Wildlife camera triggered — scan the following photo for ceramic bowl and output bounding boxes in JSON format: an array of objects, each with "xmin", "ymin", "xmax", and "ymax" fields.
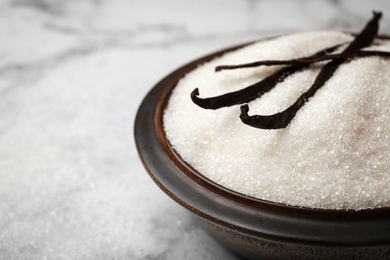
[{"xmin": 134, "ymin": 43, "xmax": 390, "ymax": 260}]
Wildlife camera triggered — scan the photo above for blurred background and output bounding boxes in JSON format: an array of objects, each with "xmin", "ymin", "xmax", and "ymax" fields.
[{"xmin": 1, "ymin": 0, "xmax": 390, "ymax": 259}]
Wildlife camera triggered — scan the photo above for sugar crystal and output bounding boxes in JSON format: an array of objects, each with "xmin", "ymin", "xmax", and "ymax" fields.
[{"xmin": 163, "ymin": 32, "xmax": 390, "ymax": 210}]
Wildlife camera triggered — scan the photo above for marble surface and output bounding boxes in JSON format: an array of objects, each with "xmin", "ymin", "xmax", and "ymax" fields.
[{"xmin": 1, "ymin": 1, "xmax": 390, "ymax": 259}]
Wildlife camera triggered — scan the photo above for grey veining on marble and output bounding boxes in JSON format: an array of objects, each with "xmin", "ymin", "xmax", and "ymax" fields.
[{"xmin": 1, "ymin": 1, "xmax": 390, "ymax": 259}]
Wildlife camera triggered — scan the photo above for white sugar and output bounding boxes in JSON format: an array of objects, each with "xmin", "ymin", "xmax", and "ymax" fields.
[{"xmin": 163, "ymin": 31, "xmax": 390, "ymax": 210}]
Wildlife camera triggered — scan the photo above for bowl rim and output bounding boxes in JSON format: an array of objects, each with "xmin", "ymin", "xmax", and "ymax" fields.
[{"xmin": 134, "ymin": 37, "xmax": 390, "ymax": 246}]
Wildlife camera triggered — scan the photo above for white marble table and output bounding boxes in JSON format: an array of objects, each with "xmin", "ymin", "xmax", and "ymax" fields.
[{"xmin": 1, "ymin": 1, "xmax": 389, "ymax": 259}]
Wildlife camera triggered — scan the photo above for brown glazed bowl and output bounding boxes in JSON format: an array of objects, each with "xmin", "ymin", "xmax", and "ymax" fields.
[{"xmin": 134, "ymin": 43, "xmax": 390, "ymax": 260}]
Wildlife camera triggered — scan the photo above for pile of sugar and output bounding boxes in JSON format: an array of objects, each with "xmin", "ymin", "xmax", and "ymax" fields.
[{"xmin": 163, "ymin": 31, "xmax": 390, "ymax": 210}]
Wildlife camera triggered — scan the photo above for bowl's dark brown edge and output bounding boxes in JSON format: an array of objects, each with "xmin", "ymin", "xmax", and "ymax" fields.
[{"xmin": 134, "ymin": 35, "xmax": 390, "ymax": 246}]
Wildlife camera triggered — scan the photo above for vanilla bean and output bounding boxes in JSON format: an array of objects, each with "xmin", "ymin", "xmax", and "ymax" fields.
[
  {"xmin": 215, "ymin": 43, "xmax": 344, "ymax": 72},
  {"xmin": 215, "ymin": 56, "xmax": 328, "ymax": 71},
  {"xmin": 240, "ymin": 11, "xmax": 382, "ymax": 129},
  {"xmin": 240, "ymin": 60, "xmax": 342, "ymax": 129},
  {"xmin": 355, "ymin": 50, "xmax": 390, "ymax": 58},
  {"xmin": 216, "ymin": 48, "xmax": 390, "ymax": 72},
  {"xmin": 191, "ymin": 43, "xmax": 346, "ymax": 109},
  {"xmin": 191, "ymin": 65, "xmax": 304, "ymax": 109},
  {"xmin": 190, "ymin": 12, "xmax": 389, "ymax": 130},
  {"xmin": 343, "ymin": 11, "xmax": 381, "ymax": 54}
]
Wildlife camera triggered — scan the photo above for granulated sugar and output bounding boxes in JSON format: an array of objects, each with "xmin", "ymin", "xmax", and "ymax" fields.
[{"xmin": 163, "ymin": 31, "xmax": 390, "ymax": 210}]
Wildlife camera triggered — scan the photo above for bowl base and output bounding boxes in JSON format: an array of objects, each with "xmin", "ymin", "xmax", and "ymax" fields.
[{"xmin": 195, "ymin": 215, "xmax": 390, "ymax": 260}]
